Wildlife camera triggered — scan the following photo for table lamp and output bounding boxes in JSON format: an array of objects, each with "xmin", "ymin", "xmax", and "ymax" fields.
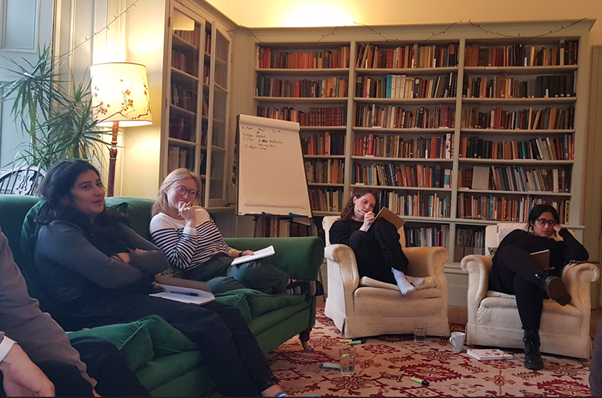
[{"xmin": 90, "ymin": 62, "xmax": 152, "ymax": 196}]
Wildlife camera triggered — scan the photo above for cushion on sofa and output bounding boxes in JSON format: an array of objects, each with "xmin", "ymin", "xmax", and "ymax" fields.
[
  {"xmin": 67, "ymin": 320, "xmax": 154, "ymax": 371},
  {"xmin": 105, "ymin": 197, "xmax": 155, "ymax": 240}
]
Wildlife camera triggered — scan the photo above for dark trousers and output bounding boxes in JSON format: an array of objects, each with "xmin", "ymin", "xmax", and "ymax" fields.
[
  {"xmin": 56, "ymin": 295, "xmax": 278, "ymax": 397},
  {"xmin": 185, "ymin": 254, "xmax": 290, "ymax": 295},
  {"xmin": 488, "ymin": 245, "xmax": 553, "ymax": 330},
  {"xmin": 348, "ymin": 218, "xmax": 409, "ymax": 284},
  {"xmin": 0, "ymin": 336, "xmax": 149, "ymax": 397}
]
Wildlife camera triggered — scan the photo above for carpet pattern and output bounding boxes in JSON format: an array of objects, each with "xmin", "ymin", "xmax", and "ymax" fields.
[{"xmin": 266, "ymin": 309, "xmax": 591, "ymax": 397}]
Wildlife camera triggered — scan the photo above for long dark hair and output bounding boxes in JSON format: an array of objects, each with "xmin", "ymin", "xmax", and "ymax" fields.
[
  {"xmin": 35, "ymin": 159, "xmax": 129, "ymax": 256},
  {"xmin": 527, "ymin": 203, "xmax": 560, "ymax": 231},
  {"xmin": 339, "ymin": 188, "xmax": 379, "ymax": 221}
]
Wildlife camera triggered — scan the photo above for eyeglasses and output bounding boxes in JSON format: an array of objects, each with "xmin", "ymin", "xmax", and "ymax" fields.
[
  {"xmin": 174, "ymin": 185, "xmax": 199, "ymax": 198},
  {"xmin": 535, "ymin": 218, "xmax": 557, "ymax": 226}
]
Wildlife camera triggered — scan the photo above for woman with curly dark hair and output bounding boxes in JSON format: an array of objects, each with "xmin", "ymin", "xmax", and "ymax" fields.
[{"xmin": 329, "ymin": 188, "xmax": 422, "ymax": 295}]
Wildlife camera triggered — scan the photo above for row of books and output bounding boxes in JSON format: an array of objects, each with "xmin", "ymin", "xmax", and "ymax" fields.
[
  {"xmin": 356, "ymin": 73, "xmax": 457, "ymax": 99},
  {"xmin": 171, "ymin": 83, "xmax": 198, "ymax": 112},
  {"xmin": 459, "ymin": 165, "xmax": 570, "ymax": 193},
  {"xmin": 256, "ymin": 46, "xmax": 351, "ymax": 69},
  {"xmin": 167, "ymin": 146, "xmax": 192, "ymax": 173},
  {"xmin": 453, "ymin": 227, "xmax": 485, "ymax": 262},
  {"xmin": 460, "ymin": 106, "xmax": 575, "ymax": 130},
  {"xmin": 304, "ymin": 159, "xmax": 345, "ymax": 184},
  {"xmin": 301, "ymin": 132, "xmax": 345, "ymax": 156},
  {"xmin": 356, "ymin": 42, "xmax": 459, "ymax": 69},
  {"xmin": 374, "ymin": 191, "xmax": 452, "ymax": 218},
  {"xmin": 462, "ymin": 73, "xmax": 576, "ymax": 99},
  {"xmin": 457, "ymin": 193, "xmax": 570, "ymax": 224},
  {"xmin": 458, "ymin": 134, "xmax": 574, "ymax": 161},
  {"xmin": 256, "ymin": 106, "xmax": 346, "ymax": 126},
  {"xmin": 353, "ymin": 133, "xmax": 453, "ymax": 159},
  {"xmin": 492, "ymin": 166, "xmax": 570, "ymax": 193},
  {"xmin": 309, "ymin": 187, "xmax": 344, "ymax": 213},
  {"xmin": 169, "ymin": 117, "xmax": 195, "ymax": 142},
  {"xmin": 404, "ymin": 225, "xmax": 450, "ymax": 249},
  {"xmin": 253, "ymin": 215, "xmax": 317, "ymax": 238},
  {"xmin": 171, "ymin": 48, "xmax": 199, "ymax": 77},
  {"xmin": 351, "ymin": 162, "xmax": 452, "ymax": 189},
  {"xmin": 355, "ymin": 104, "xmax": 455, "ymax": 129},
  {"xmin": 255, "ymin": 76, "xmax": 348, "ymax": 98},
  {"xmin": 464, "ymin": 40, "xmax": 579, "ymax": 67},
  {"xmin": 174, "ymin": 25, "xmax": 201, "ymax": 48}
]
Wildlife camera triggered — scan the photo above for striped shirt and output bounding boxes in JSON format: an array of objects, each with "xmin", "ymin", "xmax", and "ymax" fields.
[{"xmin": 150, "ymin": 210, "xmax": 231, "ymax": 271}]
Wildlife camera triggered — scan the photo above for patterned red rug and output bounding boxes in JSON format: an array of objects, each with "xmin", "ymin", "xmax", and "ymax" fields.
[{"xmin": 266, "ymin": 309, "xmax": 591, "ymax": 397}]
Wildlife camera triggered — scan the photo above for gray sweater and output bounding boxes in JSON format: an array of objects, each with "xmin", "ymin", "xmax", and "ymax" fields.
[{"xmin": 0, "ymin": 227, "xmax": 93, "ymax": 385}]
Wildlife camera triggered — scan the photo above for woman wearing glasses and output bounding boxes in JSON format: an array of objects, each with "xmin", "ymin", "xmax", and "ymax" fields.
[
  {"xmin": 150, "ymin": 168, "xmax": 323, "ymax": 296},
  {"xmin": 489, "ymin": 203, "xmax": 588, "ymax": 370}
]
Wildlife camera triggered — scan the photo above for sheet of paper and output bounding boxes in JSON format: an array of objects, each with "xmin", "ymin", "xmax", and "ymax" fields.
[{"xmin": 231, "ymin": 245, "xmax": 276, "ymax": 266}]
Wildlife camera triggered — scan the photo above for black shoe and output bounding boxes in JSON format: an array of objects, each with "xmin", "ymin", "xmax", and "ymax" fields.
[
  {"xmin": 523, "ymin": 330, "xmax": 544, "ymax": 370},
  {"xmin": 284, "ymin": 280, "xmax": 324, "ymax": 296},
  {"xmin": 533, "ymin": 273, "xmax": 571, "ymax": 306}
]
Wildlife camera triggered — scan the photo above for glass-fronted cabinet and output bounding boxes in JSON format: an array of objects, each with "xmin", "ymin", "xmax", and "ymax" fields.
[{"xmin": 161, "ymin": 3, "xmax": 231, "ymax": 208}]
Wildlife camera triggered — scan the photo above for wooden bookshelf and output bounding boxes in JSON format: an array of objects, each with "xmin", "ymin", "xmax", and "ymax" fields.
[{"xmin": 242, "ymin": 20, "xmax": 594, "ymax": 261}]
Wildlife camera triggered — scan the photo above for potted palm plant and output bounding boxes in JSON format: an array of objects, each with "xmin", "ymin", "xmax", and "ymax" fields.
[{"xmin": 0, "ymin": 46, "xmax": 112, "ymax": 171}]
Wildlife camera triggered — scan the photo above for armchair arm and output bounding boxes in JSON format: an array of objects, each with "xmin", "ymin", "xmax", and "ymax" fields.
[
  {"xmin": 562, "ymin": 262, "xmax": 600, "ymax": 310},
  {"xmin": 324, "ymin": 244, "xmax": 360, "ymax": 315},
  {"xmin": 461, "ymin": 255, "xmax": 493, "ymax": 321},
  {"xmin": 224, "ymin": 237, "xmax": 324, "ymax": 280},
  {"xmin": 404, "ymin": 246, "xmax": 449, "ymax": 289}
]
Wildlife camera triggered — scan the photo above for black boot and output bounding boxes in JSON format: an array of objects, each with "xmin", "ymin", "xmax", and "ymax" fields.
[
  {"xmin": 523, "ymin": 329, "xmax": 544, "ymax": 370},
  {"xmin": 532, "ymin": 272, "xmax": 571, "ymax": 306}
]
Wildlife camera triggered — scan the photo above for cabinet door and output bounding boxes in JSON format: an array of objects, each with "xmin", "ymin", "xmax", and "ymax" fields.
[
  {"xmin": 207, "ymin": 24, "xmax": 231, "ymax": 207},
  {"xmin": 165, "ymin": 7, "xmax": 207, "ymax": 204}
]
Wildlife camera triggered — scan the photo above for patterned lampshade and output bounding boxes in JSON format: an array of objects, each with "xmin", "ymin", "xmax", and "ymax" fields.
[{"xmin": 90, "ymin": 62, "xmax": 153, "ymax": 127}]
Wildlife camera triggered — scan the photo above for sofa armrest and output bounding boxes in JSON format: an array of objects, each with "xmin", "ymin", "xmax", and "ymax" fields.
[
  {"xmin": 461, "ymin": 254, "xmax": 493, "ymax": 321},
  {"xmin": 324, "ymin": 243, "xmax": 360, "ymax": 315},
  {"xmin": 404, "ymin": 246, "xmax": 449, "ymax": 289},
  {"xmin": 562, "ymin": 262, "xmax": 600, "ymax": 310},
  {"xmin": 224, "ymin": 237, "xmax": 324, "ymax": 280}
]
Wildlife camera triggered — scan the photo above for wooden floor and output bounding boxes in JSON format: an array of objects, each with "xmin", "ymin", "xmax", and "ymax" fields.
[{"xmin": 316, "ymin": 296, "xmax": 602, "ymax": 340}]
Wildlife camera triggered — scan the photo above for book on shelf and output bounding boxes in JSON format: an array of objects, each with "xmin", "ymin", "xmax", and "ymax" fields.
[
  {"xmin": 471, "ymin": 166, "xmax": 490, "ymax": 190},
  {"xmin": 151, "ymin": 275, "xmax": 215, "ymax": 305}
]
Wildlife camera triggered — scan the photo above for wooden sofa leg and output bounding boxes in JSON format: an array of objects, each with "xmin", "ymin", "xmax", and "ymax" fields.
[{"xmin": 299, "ymin": 327, "xmax": 314, "ymax": 352}]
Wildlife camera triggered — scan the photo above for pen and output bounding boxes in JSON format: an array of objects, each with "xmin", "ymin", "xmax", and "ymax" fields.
[
  {"xmin": 349, "ymin": 340, "xmax": 362, "ymax": 345},
  {"xmin": 339, "ymin": 339, "xmax": 352, "ymax": 342},
  {"xmin": 411, "ymin": 377, "xmax": 429, "ymax": 386}
]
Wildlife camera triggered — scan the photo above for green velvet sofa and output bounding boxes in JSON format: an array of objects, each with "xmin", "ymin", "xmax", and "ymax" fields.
[{"xmin": 0, "ymin": 194, "xmax": 324, "ymax": 396}]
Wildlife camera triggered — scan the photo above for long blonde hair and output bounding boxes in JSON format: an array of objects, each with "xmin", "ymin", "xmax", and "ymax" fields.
[{"xmin": 151, "ymin": 168, "xmax": 202, "ymax": 217}]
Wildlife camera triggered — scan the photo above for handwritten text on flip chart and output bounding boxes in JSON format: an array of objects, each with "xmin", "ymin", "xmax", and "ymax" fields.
[{"xmin": 240, "ymin": 125, "xmax": 284, "ymax": 151}]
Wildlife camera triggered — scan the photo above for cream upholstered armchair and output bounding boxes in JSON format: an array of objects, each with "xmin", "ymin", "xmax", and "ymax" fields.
[
  {"xmin": 461, "ymin": 223, "xmax": 600, "ymax": 359},
  {"xmin": 322, "ymin": 216, "xmax": 450, "ymax": 339}
]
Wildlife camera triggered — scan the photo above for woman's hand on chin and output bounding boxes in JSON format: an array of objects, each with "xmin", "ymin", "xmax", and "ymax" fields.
[{"xmin": 178, "ymin": 201, "xmax": 196, "ymax": 223}]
